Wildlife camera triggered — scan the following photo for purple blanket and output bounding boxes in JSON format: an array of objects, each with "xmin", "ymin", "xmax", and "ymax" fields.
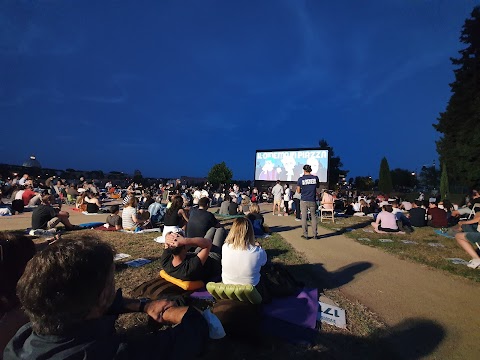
[
  {"xmin": 191, "ymin": 288, "xmax": 319, "ymax": 343},
  {"xmin": 262, "ymin": 288, "xmax": 318, "ymax": 330}
]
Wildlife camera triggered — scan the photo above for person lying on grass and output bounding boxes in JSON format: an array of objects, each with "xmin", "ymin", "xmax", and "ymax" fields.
[
  {"xmin": 371, "ymin": 204, "xmax": 405, "ymax": 234},
  {"xmin": 454, "ymin": 211, "xmax": 480, "ymax": 269},
  {"xmin": 160, "ymin": 228, "xmax": 222, "ymax": 282}
]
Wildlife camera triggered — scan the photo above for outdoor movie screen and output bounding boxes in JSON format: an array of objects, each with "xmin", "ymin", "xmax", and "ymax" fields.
[{"xmin": 255, "ymin": 149, "xmax": 329, "ymax": 183}]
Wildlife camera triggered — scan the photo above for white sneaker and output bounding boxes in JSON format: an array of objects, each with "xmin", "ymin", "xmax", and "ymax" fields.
[
  {"xmin": 278, "ymin": 214, "xmax": 283, "ymax": 217},
  {"xmin": 467, "ymin": 259, "xmax": 480, "ymax": 269},
  {"xmin": 295, "ymin": 218, "xmax": 301, "ymax": 221}
]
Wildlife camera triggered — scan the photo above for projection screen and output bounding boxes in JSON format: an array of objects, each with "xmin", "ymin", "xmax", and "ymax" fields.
[{"xmin": 255, "ymin": 149, "xmax": 329, "ymax": 182}]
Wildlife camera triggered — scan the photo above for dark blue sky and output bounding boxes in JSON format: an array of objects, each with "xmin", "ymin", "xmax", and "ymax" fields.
[{"xmin": 1, "ymin": 0, "xmax": 477, "ymax": 180}]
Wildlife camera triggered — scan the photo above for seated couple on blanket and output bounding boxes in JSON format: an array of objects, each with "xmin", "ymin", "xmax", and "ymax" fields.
[{"xmin": 161, "ymin": 216, "xmax": 269, "ymax": 302}]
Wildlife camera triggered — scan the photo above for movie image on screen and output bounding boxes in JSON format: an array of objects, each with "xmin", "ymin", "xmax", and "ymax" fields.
[{"xmin": 255, "ymin": 149, "xmax": 329, "ymax": 182}]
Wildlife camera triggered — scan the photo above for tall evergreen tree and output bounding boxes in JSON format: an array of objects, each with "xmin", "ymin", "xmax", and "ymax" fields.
[
  {"xmin": 434, "ymin": 6, "xmax": 480, "ymax": 187},
  {"xmin": 378, "ymin": 157, "xmax": 393, "ymax": 194},
  {"xmin": 318, "ymin": 139, "xmax": 348, "ymax": 189},
  {"xmin": 440, "ymin": 163, "xmax": 450, "ymax": 199}
]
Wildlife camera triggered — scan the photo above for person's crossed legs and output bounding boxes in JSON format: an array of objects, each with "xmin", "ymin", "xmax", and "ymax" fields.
[{"xmin": 455, "ymin": 232, "xmax": 480, "ymax": 268}]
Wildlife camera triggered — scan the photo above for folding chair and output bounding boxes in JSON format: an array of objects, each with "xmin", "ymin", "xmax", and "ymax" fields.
[
  {"xmin": 320, "ymin": 203, "xmax": 335, "ymax": 223},
  {"xmin": 467, "ymin": 203, "xmax": 480, "ymax": 219}
]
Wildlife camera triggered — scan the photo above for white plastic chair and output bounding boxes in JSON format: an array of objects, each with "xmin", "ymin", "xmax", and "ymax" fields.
[
  {"xmin": 320, "ymin": 203, "xmax": 335, "ymax": 223},
  {"xmin": 467, "ymin": 203, "xmax": 480, "ymax": 219}
]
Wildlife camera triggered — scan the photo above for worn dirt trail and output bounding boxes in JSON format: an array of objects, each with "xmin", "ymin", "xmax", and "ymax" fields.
[{"xmin": 261, "ymin": 204, "xmax": 480, "ymax": 359}]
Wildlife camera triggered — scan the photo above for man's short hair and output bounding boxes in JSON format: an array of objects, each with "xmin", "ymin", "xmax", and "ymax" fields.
[
  {"xmin": 41, "ymin": 194, "xmax": 53, "ymax": 204},
  {"xmin": 110, "ymin": 204, "xmax": 119, "ymax": 214},
  {"xmin": 198, "ymin": 197, "xmax": 209, "ymax": 208},
  {"xmin": 303, "ymin": 164, "xmax": 312, "ymax": 172},
  {"xmin": 17, "ymin": 236, "xmax": 114, "ymax": 335},
  {"xmin": 414, "ymin": 200, "xmax": 423, "ymax": 207}
]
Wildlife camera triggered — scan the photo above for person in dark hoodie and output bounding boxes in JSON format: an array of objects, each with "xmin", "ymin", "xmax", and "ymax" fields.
[{"xmin": 3, "ymin": 235, "xmax": 208, "ymax": 360}]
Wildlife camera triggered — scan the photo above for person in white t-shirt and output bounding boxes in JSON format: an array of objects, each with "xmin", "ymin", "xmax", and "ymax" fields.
[
  {"xmin": 400, "ymin": 201, "xmax": 412, "ymax": 211},
  {"xmin": 192, "ymin": 187, "xmax": 202, "ymax": 205},
  {"xmin": 221, "ymin": 217, "xmax": 267, "ymax": 288},
  {"xmin": 271, "ymin": 180, "xmax": 284, "ymax": 216}
]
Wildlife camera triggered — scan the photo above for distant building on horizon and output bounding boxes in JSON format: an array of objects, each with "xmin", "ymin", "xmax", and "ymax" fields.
[
  {"xmin": 22, "ymin": 155, "xmax": 41, "ymax": 168},
  {"xmin": 180, "ymin": 175, "xmax": 207, "ymax": 186}
]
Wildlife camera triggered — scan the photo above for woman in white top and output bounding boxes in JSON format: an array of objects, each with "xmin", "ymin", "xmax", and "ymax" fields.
[{"xmin": 221, "ymin": 217, "xmax": 267, "ymax": 287}]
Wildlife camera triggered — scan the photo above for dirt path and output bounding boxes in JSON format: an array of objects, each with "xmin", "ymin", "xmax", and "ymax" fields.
[
  {"xmin": 0, "ymin": 205, "xmax": 114, "ymax": 231},
  {"xmin": 261, "ymin": 205, "xmax": 480, "ymax": 359}
]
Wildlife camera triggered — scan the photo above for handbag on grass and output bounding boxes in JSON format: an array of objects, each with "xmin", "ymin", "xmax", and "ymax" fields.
[{"xmin": 261, "ymin": 263, "xmax": 304, "ymax": 297}]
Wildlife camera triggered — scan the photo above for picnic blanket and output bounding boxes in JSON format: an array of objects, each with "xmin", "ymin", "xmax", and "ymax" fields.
[
  {"xmin": 434, "ymin": 229, "xmax": 455, "ymax": 239},
  {"xmin": 215, "ymin": 214, "xmax": 245, "ymax": 220},
  {"xmin": 79, "ymin": 222, "xmax": 106, "ymax": 228},
  {"xmin": 121, "ymin": 228, "xmax": 161, "ymax": 234},
  {"xmin": 191, "ymin": 287, "xmax": 318, "ymax": 344},
  {"xmin": 26, "ymin": 228, "xmax": 57, "ymax": 237},
  {"xmin": 94, "ymin": 224, "xmax": 118, "ymax": 231},
  {"xmin": 82, "ymin": 211, "xmax": 108, "ymax": 215}
]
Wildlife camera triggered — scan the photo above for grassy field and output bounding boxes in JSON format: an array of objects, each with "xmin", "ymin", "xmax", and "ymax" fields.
[
  {"xmin": 14, "ymin": 220, "xmax": 400, "ymax": 359},
  {"xmin": 317, "ymin": 215, "xmax": 480, "ymax": 283}
]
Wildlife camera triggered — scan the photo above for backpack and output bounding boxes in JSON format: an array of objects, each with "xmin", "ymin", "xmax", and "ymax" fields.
[
  {"xmin": 252, "ymin": 219, "xmax": 264, "ymax": 236},
  {"xmin": 261, "ymin": 263, "xmax": 304, "ymax": 297},
  {"xmin": 11, "ymin": 199, "xmax": 24, "ymax": 214}
]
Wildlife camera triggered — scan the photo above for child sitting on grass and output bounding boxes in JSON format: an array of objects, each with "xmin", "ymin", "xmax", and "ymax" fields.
[{"xmin": 105, "ymin": 205, "xmax": 122, "ymax": 230}]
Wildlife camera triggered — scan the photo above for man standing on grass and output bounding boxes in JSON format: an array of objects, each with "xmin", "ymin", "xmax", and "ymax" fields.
[{"xmin": 296, "ymin": 164, "xmax": 320, "ymax": 240}]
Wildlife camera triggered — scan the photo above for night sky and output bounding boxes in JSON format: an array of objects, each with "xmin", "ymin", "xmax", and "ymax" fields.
[{"xmin": 1, "ymin": 0, "xmax": 477, "ymax": 180}]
